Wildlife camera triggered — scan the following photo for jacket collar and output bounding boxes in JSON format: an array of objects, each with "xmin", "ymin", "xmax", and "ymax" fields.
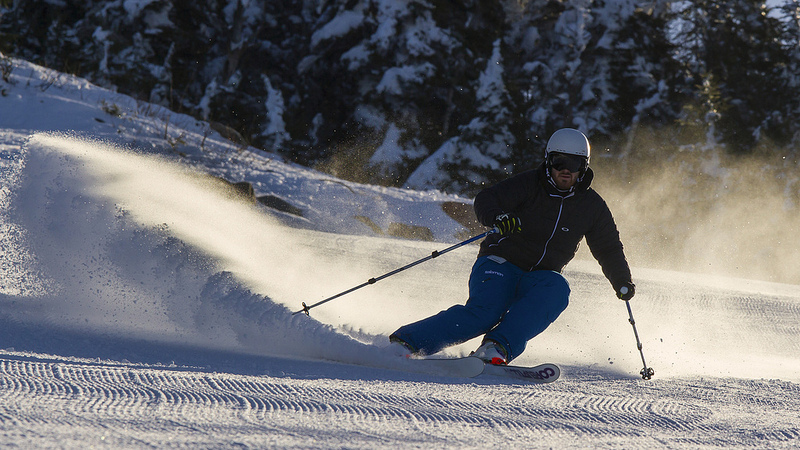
[{"xmin": 540, "ymin": 162, "xmax": 594, "ymax": 195}]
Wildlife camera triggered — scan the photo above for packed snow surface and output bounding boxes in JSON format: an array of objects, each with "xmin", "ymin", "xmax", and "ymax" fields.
[{"xmin": 1, "ymin": 57, "xmax": 799, "ymax": 448}]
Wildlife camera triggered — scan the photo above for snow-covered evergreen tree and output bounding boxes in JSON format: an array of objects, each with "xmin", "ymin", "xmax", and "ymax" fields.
[
  {"xmin": 672, "ymin": 0, "xmax": 796, "ymax": 153},
  {"xmin": 505, "ymin": 0, "xmax": 685, "ymax": 161},
  {"xmin": 602, "ymin": 1, "xmax": 681, "ymax": 133},
  {"xmin": 0, "ymin": 1, "xmax": 92, "ymax": 78},
  {"xmin": 261, "ymin": 74, "xmax": 290, "ymax": 149},
  {"xmin": 304, "ymin": 0, "xmax": 503, "ymax": 185},
  {"xmin": 405, "ymin": 39, "xmax": 515, "ymax": 195},
  {"xmin": 778, "ymin": 0, "xmax": 800, "ymax": 148}
]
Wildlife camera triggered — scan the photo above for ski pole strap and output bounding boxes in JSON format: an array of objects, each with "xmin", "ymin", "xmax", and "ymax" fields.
[{"xmin": 293, "ymin": 229, "xmax": 495, "ymax": 316}]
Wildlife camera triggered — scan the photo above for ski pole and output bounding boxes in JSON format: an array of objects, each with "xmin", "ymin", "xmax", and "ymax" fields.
[
  {"xmin": 293, "ymin": 229, "xmax": 495, "ymax": 316},
  {"xmin": 625, "ymin": 300, "xmax": 655, "ymax": 380}
]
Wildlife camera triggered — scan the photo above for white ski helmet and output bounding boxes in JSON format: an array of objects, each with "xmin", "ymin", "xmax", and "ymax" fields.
[{"xmin": 545, "ymin": 128, "xmax": 591, "ymax": 161}]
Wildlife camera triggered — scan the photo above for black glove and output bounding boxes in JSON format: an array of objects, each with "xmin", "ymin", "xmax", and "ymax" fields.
[
  {"xmin": 493, "ymin": 213, "xmax": 522, "ymax": 236},
  {"xmin": 616, "ymin": 282, "xmax": 636, "ymax": 301}
]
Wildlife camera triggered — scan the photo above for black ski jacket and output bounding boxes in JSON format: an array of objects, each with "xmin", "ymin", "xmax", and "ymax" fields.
[{"xmin": 474, "ymin": 163, "xmax": 632, "ymax": 291}]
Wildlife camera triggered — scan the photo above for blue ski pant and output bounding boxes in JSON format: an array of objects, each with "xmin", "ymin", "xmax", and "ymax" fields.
[{"xmin": 392, "ymin": 256, "xmax": 570, "ymax": 361}]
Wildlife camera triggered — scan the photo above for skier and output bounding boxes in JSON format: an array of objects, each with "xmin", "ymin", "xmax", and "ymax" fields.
[{"xmin": 389, "ymin": 128, "xmax": 635, "ymax": 365}]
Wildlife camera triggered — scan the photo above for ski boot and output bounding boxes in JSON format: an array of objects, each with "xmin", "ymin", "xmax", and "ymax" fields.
[
  {"xmin": 388, "ymin": 335, "xmax": 417, "ymax": 358},
  {"xmin": 471, "ymin": 340, "xmax": 508, "ymax": 365}
]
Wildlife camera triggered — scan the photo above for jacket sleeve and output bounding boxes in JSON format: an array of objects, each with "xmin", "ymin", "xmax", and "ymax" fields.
[
  {"xmin": 585, "ymin": 197, "xmax": 633, "ymax": 290},
  {"xmin": 473, "ymin": 170, "xmax": 538, "ymax": 226}
]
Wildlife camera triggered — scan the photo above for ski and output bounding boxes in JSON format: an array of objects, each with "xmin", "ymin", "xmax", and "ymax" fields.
[
  {"xmin": 480, "ymin": 362, "xmax": 560, "ymax": 384},
  {"xmin": 406, "ymin": 356, "xmax": 486, "ymax": 378},
  {"xmin": 402, "ymin": 357, "xmax": 560, "ymax": 383}
]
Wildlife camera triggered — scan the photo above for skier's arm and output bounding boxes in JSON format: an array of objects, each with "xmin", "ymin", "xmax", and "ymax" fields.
[
  {"xmin": 474, "ymin": 170, "xmax": 537, "ymax": 226},
  {"xmin": 585, "ymin": 200, "xmax": 633, "ymax": 294}
]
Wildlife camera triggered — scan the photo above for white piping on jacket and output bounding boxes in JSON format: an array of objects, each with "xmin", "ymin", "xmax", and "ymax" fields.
[{"xmin": 532, "ymin": 192, "xmax": 574, "ymax": 270}]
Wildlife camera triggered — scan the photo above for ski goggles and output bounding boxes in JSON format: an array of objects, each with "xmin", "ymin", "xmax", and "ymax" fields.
[{"xmin": 548, "ymin": 152, "xmax": 588, "ymax": 173}]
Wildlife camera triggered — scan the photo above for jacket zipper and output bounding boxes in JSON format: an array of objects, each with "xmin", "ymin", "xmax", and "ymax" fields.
[{"xmin": 532, "ymin": 193, "xmax": 573, "ymax": 270}]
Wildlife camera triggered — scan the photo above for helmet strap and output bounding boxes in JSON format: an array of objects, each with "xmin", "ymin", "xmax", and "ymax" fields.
[{"xmin": 545, "ymin": 167, "xmax": 576, "ymax": 194}]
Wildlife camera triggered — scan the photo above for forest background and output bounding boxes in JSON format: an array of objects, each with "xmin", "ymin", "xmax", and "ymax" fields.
[{"xmin": 1, "ymin": 0, "xmax": 798, "ymax": 193}]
